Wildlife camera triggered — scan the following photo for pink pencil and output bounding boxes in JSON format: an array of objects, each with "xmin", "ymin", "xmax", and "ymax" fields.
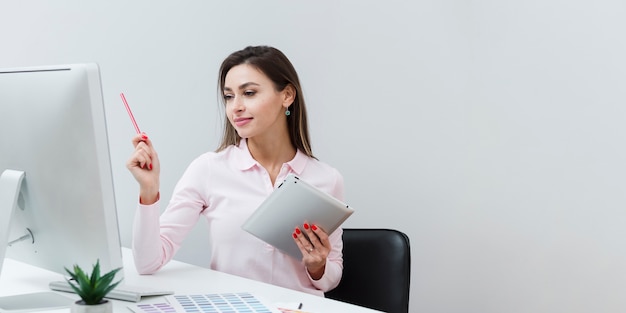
[{"xmin": 120, "ymin": 93, "xmax": 141, "ymax": 134}]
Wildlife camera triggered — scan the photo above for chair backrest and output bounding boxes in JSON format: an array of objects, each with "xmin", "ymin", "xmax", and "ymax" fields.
[{"xmin": 325, "ymin": 228, "xmax": 411, "ymax": 313}]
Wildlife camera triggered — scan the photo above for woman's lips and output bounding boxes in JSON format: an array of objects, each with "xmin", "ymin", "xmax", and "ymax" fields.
[{"xmin": 234, "ymin": 117, "xmax": 252, "ymax": 127}]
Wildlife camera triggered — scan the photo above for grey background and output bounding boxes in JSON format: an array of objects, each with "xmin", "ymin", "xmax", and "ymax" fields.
[{"xmin": 2, "ymin": 1, "xmax": 626, "ymax": 312}]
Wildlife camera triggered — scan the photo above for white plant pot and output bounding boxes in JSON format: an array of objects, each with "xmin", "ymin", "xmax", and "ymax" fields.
[{"xmin": 70, "ymin": 300, "xmax": 113, "ymax": 313}]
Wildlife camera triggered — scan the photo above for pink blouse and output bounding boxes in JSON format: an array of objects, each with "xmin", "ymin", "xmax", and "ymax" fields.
[{"xmin": 132, "ymin": 139, "xmax": 345, "ymax": 296}]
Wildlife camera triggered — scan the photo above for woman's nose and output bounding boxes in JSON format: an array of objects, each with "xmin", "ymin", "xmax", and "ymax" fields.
[{"xmin": 231, "ymin": 96, "xmax": 244, "ymax": 112}]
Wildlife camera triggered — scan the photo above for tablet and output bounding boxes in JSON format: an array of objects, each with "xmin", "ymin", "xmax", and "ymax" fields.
[{"xmin": 242, "ymin": 174, "xmax": 354, "ymax": 260}]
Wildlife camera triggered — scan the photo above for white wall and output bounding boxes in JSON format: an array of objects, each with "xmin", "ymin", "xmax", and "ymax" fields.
[{"xmin": 2, "ymin": 1, "xmax": 626, "ymax": 312}]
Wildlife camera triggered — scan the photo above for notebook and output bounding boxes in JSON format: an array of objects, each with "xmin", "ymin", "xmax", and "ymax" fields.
[{"xmin": 242, "ymin": 174, "xmax": 354, "ymax": 260}]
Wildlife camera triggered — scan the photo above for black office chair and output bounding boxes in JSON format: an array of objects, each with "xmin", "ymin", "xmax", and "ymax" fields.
[{"xmin": 325, "ymin": 228, "xmax": 411, "ymax": 313}]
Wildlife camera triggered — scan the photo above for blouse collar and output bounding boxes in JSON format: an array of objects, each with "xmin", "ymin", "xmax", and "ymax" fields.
[{"xmin": 233, "ymin": 139, "xmax": 308, "ymax": 175}]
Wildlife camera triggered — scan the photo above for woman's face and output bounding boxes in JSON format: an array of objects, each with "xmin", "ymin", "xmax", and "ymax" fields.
[{"xmin": 223, "ymin": 64, "xmax": 292, "ymax": 139}]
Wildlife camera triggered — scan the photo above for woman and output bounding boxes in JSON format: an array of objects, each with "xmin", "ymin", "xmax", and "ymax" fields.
[{"xmin": 127, "ymin": 45, "xmax": 345, "ymax": 296}]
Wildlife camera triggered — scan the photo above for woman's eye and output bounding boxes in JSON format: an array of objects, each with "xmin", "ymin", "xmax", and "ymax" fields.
[
  {"xmin": 244, "ymin": 90, "xmax": 256, "ymax": 97},
  {"xmin": 223, "ymin": 94, "xmax": 234, "ymax": 101}
]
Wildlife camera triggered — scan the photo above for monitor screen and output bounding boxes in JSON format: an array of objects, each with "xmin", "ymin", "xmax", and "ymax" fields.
[{"xmin": 0, "ymin": 64, "xmax": 123, "ymax": 307}]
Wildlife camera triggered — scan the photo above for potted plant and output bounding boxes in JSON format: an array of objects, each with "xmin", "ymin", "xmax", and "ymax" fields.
[{"xmin": 64, "ymin": 260, "xmax": 122, "ymax": 313}]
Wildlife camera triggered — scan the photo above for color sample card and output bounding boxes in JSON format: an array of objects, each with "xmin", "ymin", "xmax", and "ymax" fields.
[
  {"xmin": 128, "ymin": 292, "xmax": 280, "ymax": 313},
  {"xmin": 131, "ymin": 302, "xmax": 177, "ymax": 313}
]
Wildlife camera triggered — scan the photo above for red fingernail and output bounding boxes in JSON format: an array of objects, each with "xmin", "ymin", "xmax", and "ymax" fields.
[
  {"xmin": 312, "ymin": 224, "xmax": 318, "ymax": 231},
  {"xmin": 303, "ymin": 223, "xmax": 309, "ymax": 230},
  {"xmin": 149, "ymin": 164, "xmax": 153, "ymax": 170},
  {"xmin": 295, "ymin": 228, "xmax": 301, "ymax": 235},
  {"xmin": 292, "ymin": 232, "xmax": 297, "ymax": 239},
  {"xmin": 141, "ymin": 133, "xmax": 148, "ymax": 140}
]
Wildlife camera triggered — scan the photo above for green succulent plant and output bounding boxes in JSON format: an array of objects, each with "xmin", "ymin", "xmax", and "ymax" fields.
[{"xmin": 64, "ymin": 259, "xmax": 122, "ymax": 305}]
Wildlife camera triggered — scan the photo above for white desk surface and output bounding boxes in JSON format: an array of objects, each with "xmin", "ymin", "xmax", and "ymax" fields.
[{"xmin": 0, "ymin": 248, "xmax": 381, "ymax": 313}]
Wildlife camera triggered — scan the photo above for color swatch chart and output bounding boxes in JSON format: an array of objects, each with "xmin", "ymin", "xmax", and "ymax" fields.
[{"xmin": 128, "ymin": 292, "xmax": 280, "ymax": 313}]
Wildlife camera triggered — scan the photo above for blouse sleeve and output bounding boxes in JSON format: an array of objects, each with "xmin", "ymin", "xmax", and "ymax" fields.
[{"xmin": 132, "ymin": 157, "xmax": 209, "ymax": 274}]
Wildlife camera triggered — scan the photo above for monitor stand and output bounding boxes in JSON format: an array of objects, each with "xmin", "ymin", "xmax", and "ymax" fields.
[
  {"xmin": 0, "ymin": 170, "xmax": 24, "ymax": 275},
  {"xmin": 0, "ymin": 170, "xmax": 74, "ymax": 312},
  {"xmin": 0, "ymin": 292, "xmax": 74, "ymax": 312}
]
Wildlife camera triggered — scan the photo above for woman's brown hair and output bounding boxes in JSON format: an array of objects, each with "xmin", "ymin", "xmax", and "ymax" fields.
[{"xmin": 216, "ymin": 46, "xmax": 314, "ymax": 158}]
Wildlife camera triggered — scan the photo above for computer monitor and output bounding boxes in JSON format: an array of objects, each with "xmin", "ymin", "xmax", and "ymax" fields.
[{"xmin": 0, "ymin": 63, "xmax": 123, "ymax": 310}]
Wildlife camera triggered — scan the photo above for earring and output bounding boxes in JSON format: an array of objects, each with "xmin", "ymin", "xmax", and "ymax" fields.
[{"xmin": 285, "ymin": 108, "xmax": 291, "ymax": 116}]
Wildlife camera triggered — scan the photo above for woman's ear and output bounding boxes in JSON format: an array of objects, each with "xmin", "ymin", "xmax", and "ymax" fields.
[{"xmin": 282, "ymin": 84, "xmax": 296, "ymax": 108}]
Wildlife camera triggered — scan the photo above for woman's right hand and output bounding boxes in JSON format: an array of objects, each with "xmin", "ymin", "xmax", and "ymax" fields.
[{"xmin": 126, "ymin": 132, "xmax": 160, "ymax": 204}]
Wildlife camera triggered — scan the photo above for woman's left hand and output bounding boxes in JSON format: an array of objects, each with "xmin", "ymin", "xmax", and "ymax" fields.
[{"xmin": 292, "ymin": 223, "xmax": 330, "ymax": 280}]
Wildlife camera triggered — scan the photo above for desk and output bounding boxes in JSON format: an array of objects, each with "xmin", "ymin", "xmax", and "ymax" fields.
[{"xmin": 0, "ymin": 248, "xmax": 381, "ymax": 313}]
